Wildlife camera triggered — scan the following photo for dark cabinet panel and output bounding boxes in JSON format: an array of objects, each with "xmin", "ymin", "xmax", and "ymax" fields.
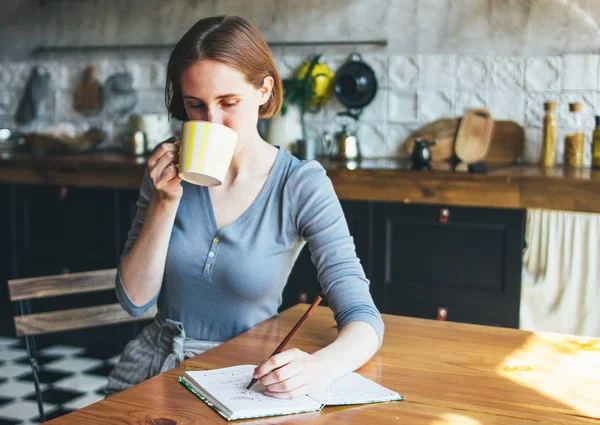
[
  {"xmin": 2, "ymin": 185, "xmax": 144, "ymax": 344},
  {"xmin": 373, "ymin": 203, "xmax": 525, "ymax": 328},
  {"xmin": 1, "ymin": 182, "xmax": 526, "ymax": 337},
  {"xmin": 19, "ymin": 252, "xmax": 115, "ymax": 278},
  {"xmin": 0, "ymin": 185, "xmax": 14, "ymax": 335},
  {"xmin": 280, "ymin": 201, "xmax": 372, "ymax": 311},
  {"xmin": 14, "ymin": 185, "xmax": 121, "ymax": 275}
]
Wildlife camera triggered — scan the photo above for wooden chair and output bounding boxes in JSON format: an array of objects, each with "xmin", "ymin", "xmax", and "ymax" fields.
[{"xmin": 7, "ymin": 268, "xmax": 157, "ymax": 422}]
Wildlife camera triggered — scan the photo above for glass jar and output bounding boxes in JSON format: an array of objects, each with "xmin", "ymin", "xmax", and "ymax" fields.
[{"xmin": 564, "ymin": 102, "xmax": 584, "ymax": 168}]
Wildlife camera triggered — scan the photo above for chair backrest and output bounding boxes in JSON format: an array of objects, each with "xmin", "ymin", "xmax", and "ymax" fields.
[{"xmin": 8, "ymin": 268, "xmax": 156, "ymax": 337}]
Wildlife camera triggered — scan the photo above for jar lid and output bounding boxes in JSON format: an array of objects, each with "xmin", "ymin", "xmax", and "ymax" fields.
[
  {"xmin": 569, "ymin": 102, "xmax": 582, "ymax": 112},
  {"xmin": 544, "ymin": 101, "xmax": 557, "ymax": 111}
]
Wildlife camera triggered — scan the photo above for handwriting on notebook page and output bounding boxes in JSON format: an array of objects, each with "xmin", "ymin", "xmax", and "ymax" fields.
[
  {"xmin": 309, "ymin": 372, "xmax": 400, "ymax": 405},
  {"xmin": 195, "ymin": 365, "xmax": 314, "ymax": 407}
]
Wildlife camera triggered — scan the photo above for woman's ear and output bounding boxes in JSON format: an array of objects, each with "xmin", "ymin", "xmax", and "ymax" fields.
[{"xmin": 259, "ymin": 76, "xmax": 274, "ymax": 105}]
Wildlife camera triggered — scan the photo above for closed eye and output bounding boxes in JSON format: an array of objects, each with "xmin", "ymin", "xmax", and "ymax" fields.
[
  {"xmin": 187, "ymin": 102, "xmax": 206, "ymax": 110},
  {"xmin": 221, "ymin": 99, "xmax": 240, "ymax": 108}
]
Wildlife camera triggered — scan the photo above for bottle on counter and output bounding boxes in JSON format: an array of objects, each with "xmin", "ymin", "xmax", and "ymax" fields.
[
  {"xmin": 593, "ymin": 115, "xmax": 600, "ymax": 169},
  {"xmin": 540, "ymin": 101, "xmax": 557, "ymax": 167},
  {"xmin": 564, "ymin": 102, "xmax": 585, "ymax": 168}
]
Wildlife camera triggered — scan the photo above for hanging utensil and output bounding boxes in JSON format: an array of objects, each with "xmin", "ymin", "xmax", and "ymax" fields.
[{"xmin": 334, "ymin": 52, "xmax": 378, "ymax": 118}]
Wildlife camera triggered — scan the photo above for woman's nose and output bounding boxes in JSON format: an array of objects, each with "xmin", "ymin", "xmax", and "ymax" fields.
[{"xmin": 206, "ymin": 108, "xmax": 223, "ymax": 125}]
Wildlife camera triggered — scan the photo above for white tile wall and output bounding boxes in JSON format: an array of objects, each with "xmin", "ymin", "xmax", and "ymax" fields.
[
  {"xmin": 419, "ymin": 90, "xmax": 453, "ymax": 122},
  {"xmin": 2, "ymin": 53, "xmax": 600, "ymax": 164},
  {"xmin": 362, "ymin": 53, "xmax": 389, "ymax": 89},
  {"xmin": 454, "ymin": 90, "xmax": 488, "ymax": 116},
  {"xmin": 488, "ymin": 90, "xmax": 525, "ymax": 122},
  {"xmin": 386, "ymin": 122, "xmax": 421, "ymax": 158},
  {"xmin": 388, "ymin": 89, "xmax": 418, "ymax": 122},
  {"xmin": 456, "ymin": 56, "xmax": 489, "ymax": 90},
  {"xmin": 524, "ymin": 92, "xmax": 559, "ymax": 127},
  {"xmin": 136, "ymin": 90, "xmax": 166, "ymax": 114},
  {"xmin": 388, "ymin": 55, "xmax": 420, "ymax": 90},
  {"xmin": 357, "ymin": 122, "xmax": 387, "ymax": 157},
  {"xmin": 420, "ymin": 55, "xmax": 455, "ymax": 90},
  {"xmin": 489, "ymin": 56, "xmax": 525, "ymax": 91},
  {"xmin": 525, "ymin": 57, "xmax": 562, "ymax": 91},
  {"xmin": 360, "ymin": 89, "xmax": 388, "ymax": 122},
  {"xmin": 0, "ymin": 89, "xmax": 9, "ymax": 115},
  {"xmin": 559, "ymin": 91, "xmax": 597, "ymax": 130},
  {"xmin": 7, "ymin": 63, "xmax": 29, "ymax": 88},
  {"xmin": 0, "ymin": 65, "xmax": 12, "ymax": 86},
  {"xmin": 562, "ymin": 54, "xmax": 599, "ymax": 91}
]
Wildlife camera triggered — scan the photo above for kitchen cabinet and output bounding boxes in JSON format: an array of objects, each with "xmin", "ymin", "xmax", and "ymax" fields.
[
  {"xmin": 0, "ymin": 184, "xmax": 143, "ymax": 346},
  {"xmin": 280, "ymin": 201, "xmax": 373, "ymax": 311},
  {"xmin": 13, "ymin": 185, "xmax": 122, "ymax": 277},
  {"xmin": 0, "ymin": 185, "xmax": 15, "ymax": 335},
  {"xmin": 0, "ymin": 183, "xmax": 526, "ymax": 341},
  {"xmin": 372, "ymin": 203, "xmax": 525, "ymax": 328},
  {"xmin": 281, "ymin": 201, "xmax": 525, "ymax": 329}
]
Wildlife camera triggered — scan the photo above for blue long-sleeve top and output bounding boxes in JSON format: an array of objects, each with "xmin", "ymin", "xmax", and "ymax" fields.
[{"xmin": 116, "ymin": 148, "xmax": 384, "ymax": 346}]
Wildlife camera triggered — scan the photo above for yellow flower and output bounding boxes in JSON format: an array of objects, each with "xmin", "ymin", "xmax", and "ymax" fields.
[{"xmin": 298, "ymin": 59, "xmax": 335, "ymax": 108}]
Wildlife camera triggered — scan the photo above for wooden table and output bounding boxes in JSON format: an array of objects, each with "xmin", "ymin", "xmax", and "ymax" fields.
[{"xmin": 46, "ymin": 305, "xmax": 600, "ymax": 424}]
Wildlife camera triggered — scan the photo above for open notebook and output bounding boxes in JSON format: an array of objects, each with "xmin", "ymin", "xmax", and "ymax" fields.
[{"xmin": 179, "ymin": 364, "xmax": 404, "ymax": 421}]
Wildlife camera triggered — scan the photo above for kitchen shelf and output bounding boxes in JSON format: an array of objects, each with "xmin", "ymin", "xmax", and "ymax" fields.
[{"xmin": 31, "ymin": 39, "xmax": 388, "ymax": 56}]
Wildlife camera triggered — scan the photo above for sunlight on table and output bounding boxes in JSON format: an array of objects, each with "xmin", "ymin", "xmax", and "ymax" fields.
[{"xmin": 498, "ymin": 333, "xmax": 600, "ymax": 418}]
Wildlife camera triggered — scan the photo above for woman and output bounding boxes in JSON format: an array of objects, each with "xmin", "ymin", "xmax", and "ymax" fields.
[{"xmin": 106, "ymin": 15, "xmax": 384, "ymax": 399}]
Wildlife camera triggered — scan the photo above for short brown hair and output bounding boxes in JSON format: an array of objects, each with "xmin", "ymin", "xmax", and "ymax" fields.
[{"xmin": 165, "ymin": 15, "xmax": 283, "ymax": 120}]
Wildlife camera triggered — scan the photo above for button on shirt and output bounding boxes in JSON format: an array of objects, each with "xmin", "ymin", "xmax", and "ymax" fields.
[{"xmin": 116, "ymin": 148, "xmax": 384, "ymax": 345}]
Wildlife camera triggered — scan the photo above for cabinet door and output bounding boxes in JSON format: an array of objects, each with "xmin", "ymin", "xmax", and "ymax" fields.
[
  {"xmin": 0, "ymin": 185, "xmax": 15, "ymax": 334},
  {"xmin": 373, "ymin": 203, "xmax": 525, "ymax": 328},
  {"xmin": 14, "ymin": 185, "xmax": 120, "ymax": 277},
  {"xmin": 280, "ymin": 201, "xmax": 372, "ymax": 311}
]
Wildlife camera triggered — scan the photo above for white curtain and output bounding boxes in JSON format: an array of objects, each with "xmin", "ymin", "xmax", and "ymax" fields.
[{"xmin": 521, "ymin": 209, "xmax": 600, "ymax": 337}]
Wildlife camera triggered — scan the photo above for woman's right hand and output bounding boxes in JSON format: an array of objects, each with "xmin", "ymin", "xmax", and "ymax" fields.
[{"xmin": 147, "ymin": 137, "xmax": 183, "ymax": 203}]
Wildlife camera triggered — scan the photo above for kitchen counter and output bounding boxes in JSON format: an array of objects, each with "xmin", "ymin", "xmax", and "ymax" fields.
[{"xmin": 1, "ymin": 152, "xmax": 599, "ymax": 213}]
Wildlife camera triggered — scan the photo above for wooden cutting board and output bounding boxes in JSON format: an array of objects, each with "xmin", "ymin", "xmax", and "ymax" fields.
[
  {"xmin": 486, "ymin": 120, "xmax": 524, "ymax": 163},
  {"xmin": 404, "ymin": 119, "xmax": 524, "ymax": 164},
  {"xmin": 74, "ymin": 66, "xmax": 102, "ymax": 115},
  {"xmin": 455, "ymin": 108, "xmax": 494, "ymax": 164},
  {"xmin": 404, "ymin": 119, "xmax": 458, "ymax": 161}
]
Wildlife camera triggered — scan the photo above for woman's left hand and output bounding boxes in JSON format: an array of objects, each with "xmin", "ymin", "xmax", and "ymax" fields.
[{"xmin": 252, "ymin": 348, "xmax": 335, "ymax": 399}]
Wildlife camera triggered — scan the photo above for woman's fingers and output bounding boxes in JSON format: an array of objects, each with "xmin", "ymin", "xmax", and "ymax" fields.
[
  {"xmin": 147, "ymin": 139, "xmax": 179, "ymax": 169},
  {"xmin": 159, "ymin": 162, "xmax": 180, "ymax": 184},
  {"xmin": 264, "ymin": 374, "xmax": 306, "ymax": 396},
  {"xmin": 253, "ymin": 348, "xmax": 304, "ymax": 380},
  {"xmin": 259, "ymin": 362, "xmax": 302, "ymax": 387},
  {"xmin": 150, "ymin": 150, "xmax": 179, "ymax": 184}
]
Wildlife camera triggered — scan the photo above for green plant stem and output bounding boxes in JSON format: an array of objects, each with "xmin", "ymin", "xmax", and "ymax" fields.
[{"xmin": 300, "ymin": 109, "xmax": 306, "ymax": 141}]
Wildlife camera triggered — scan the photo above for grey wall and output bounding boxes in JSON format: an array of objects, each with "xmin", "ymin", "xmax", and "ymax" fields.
[
  {"xmin": 4, "ymin": 0, "xmax": 600, "ymax": 60},
  {"xmin": 2, "ymin": 0, "xmax": 600, "ymax": 164}
]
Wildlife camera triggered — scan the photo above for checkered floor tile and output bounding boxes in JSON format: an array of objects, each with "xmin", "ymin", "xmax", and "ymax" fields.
[{"xmin": 0, "ymin": 337, "xmax": 120, "ymax": 424}]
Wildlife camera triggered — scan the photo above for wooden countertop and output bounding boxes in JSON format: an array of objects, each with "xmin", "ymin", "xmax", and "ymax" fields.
[
  {"xmin": 2, "ymin": 152, "xmax": 600, "ymax": 213},
  {"xmin": 46, "ymin": 305, "xmax": 600, "ymax": 424}
]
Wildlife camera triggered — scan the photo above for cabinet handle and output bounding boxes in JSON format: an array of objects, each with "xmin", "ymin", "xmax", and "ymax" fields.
[
  {"xmin": 58, "ymin": 186, "xmax": 68, "ymax": 200},
  {"xmin": 439, "ymin": 208, "xmax": 450, "ymax": 224},
  {"xmin": 298, "ymin": 292, "xmax": 308, "ymax": 304},
  {"xmin": 436, "ymin": 306, "xmax": 448, "ymax": 321}
]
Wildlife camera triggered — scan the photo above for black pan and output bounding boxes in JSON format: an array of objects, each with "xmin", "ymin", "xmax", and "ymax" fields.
[{"xmin": 334, "ymin": 52, "xmax": 378, "ymax": 115}]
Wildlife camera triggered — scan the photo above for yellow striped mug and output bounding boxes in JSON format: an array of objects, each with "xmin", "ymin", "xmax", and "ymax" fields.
[{"xmin": 178, "ymin": 120, "xmax": 238, "ymax": 186}]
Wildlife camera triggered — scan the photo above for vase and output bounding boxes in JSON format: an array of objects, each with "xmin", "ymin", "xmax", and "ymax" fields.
[{"xmin": 266, "ymin": 103, "xmax": 303, "ymax": 153}]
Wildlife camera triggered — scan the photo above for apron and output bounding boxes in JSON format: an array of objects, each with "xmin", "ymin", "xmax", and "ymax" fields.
[{"xmin": 104, "ymin": 314, "xmax": 222, "ymax": 396}]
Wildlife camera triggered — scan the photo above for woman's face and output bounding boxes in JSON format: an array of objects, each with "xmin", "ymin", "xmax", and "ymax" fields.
[{"xmin": 180, "ymin": 59, "xmax": 272, "ymax": 137}]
